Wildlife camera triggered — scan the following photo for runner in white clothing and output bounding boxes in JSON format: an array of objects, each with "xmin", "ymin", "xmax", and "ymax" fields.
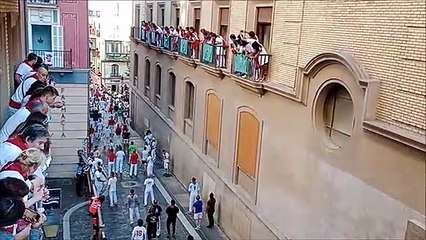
[
  {"xmin": 143, "ymin": 175, "xmax": 155, "ymax": 206},
  {"xmin": 131, "ymin": 219, "xmax": 147, "ymax": 240},
  {"xmin": 188, "ymin": 177, "xmax": 200, "ymax": 213},
  {"xmin": 115, "ymin": 146, "xmax": 125, "ymax": 175}
]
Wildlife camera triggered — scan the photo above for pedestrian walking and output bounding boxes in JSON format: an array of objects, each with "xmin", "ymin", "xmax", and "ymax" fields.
[
  {"xmin": 166, "ymin": 199, "xmax": 179, "ymax": 238},
  {"xmin": 108, "ymin": 172, "xmax": 118, "ymax": 207},
  {"xmin": 94, "ymin": 167, "xmax": 107, "ymax": 196},
  {"xmin": 144, "ymin": 175, "xmax": 155, "ymax": 206},
  {"xmin": 75, "ymin": 162, "xmax": 84, "ymax": 196},
  {"xmin": 187, "ymin": 177, "xmax": 199, "ymax": 213},
  {"xmin": 146, "ymin": 207, "xmax": 159, "ymax": 240},
  {"xmin": 206, "ymin": 192, "xmax": 216, "ymax": 228},
  {"xmin": 141, "ymin": 146, "xmax": 149, "ymax": 171},
  {"xmin": 107, "ymin": 148, "xmax": 116, "ymax": 176},
  {"xmin": 193, "ymin": 195, "xmax": 203, "ymax": 230},
  {"xmin": 149, "ymin": 200, "xmax": 163, "ymax": 237},
  {"xmin": 146, "ymin": 155, "xmax": 154, "ymax": 177},
  {"xmin": 129, "ymin": 141, "xmax": 138, "ymax": 155},
  {"xmin": 131, "ymin": 219, "xmax": 147, "ymax": 240},
  {"xmin": 115, "ymin": 145, "xmax": 125, "ymax": 176},
  {"xmin": 127, "ymin": 189, "xmax": 141, "ymax": 225},
  {"xmin": 130, "ymin": 150, "xmax": 139, "ymax": 177}
]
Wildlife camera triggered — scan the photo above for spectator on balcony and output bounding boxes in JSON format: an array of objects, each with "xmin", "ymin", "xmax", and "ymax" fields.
[
  {"xmin": 0, "ymin": 100, "xmax": 48, "ymax": 143},
  {"xmin": 212, "ymin": 33, "xmax": 227, "ymax": 68},
  {"xmin": 249, "ymin": 41, "xmax": 269, "ymax": 82},
  {"xmin": 14, "ymin": 53, "xmax": 38, "ymax": 89},
  {"xmin": 189, "ymin": 27, "xmax": 200, "ymax": 58},
  {"xmin": 22, "ymin": 85, "xmax": 60, "ymax": 109},
  {"xmin": 9, "ymin": 67, "xmax": 48, "ymax": 116}
]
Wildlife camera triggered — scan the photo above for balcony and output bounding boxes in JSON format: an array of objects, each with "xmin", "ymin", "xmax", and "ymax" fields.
[
  {"xmin": 130, "ymin": 27, "xmax": 272, "ymax": 93},
  {"xmin": 27, "ymin": 0, "xmax": 57, "ymax": 6},
  {"xmin": 105, "ymin": 52, "xmax": 130, "ymax": 62},
  {"xmin": 30, "ymin": 49, "xmax": 73, "ymax": 69}
]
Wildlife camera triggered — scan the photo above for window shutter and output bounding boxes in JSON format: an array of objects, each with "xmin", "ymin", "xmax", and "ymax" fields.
[
  {"xmin": 236, "ymin": 112, "xmax": 259, "ymax": 178},
  {"xmin": 220, "ymin": 8, "xmax": 229, "ymax": 25},
  {"xmin": 206, "ymin": 93, "xmax": 220, "ymax": 149},
  {"xmin": 257, "ymin": 7, "xmax": 272, "ymax": 23}
]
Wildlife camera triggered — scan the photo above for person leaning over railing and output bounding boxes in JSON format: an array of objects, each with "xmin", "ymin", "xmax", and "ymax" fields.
[{"xmin": 249, "ymin": 41, "xmax": 269, "ymax": 82}]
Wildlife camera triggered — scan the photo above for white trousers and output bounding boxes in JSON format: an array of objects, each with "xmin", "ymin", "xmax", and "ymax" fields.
[
  {"xmin": 144, "ymin": 189, "xmax": 154, "ymax": 206},
  {"xmin": 95, "ymin": 182, "xmax": 104, "ymax": 196},
  {"xmin": 115, "ymin": 158, "xmax": 123, "ymax": 173},
  {"xmin": 147, "ymin": 162, "xmax": 153, "ymax": 176},
  {"xmin": 109, "ymin": 190, "xmax": 117, "ymax": 206},
  {"xmin": 130, "ymin": 164, "xmax": 138, "ymax": 176},
  {"xmin": 108, "ymin": 162, "xmax": 115, "ymax": 176},
  {"xmin": 189, "ymin": 193, "xmax": 197, "ymax": 212},
  {"xmin": 129, "ymin": 207, "xmax": 140, "ymax": 224}
]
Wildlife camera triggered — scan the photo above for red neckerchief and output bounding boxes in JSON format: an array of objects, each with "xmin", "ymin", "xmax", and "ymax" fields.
[
  {"xmin": 5, "ymin": 135, "xmax": 27, "ymax": 150},
  {"xmin": 0, "ymin": 160, "xmax": 29, "ymax": 180},
  {"xmin": 23, "ymin": 60, "xmax": 34, "ymax": 70}
]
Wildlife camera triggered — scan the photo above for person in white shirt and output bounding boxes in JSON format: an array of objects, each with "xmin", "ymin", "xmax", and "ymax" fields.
[
  {"xmin": 115, "ymin": 146, "xmax": 126, "ymax": 175},
  {"xmin": 131, "ymin": 219, "xmax": 147, "ymax": 240},
  {"xmin": 143, "ymin": 175, "xmax": 155, "ymax": 206},
  {"xmin": 107, "ymin": 172, "xmax": 118, "ymax": 207},
  {"xmin": 146, "ymin": 155, "xmax": 154, "ymax": 177},
  {"xmin": 92, "ymin": 146, "xmax": 101, "ymax": 159},
  {"xmin": 188, "ymin": 177, "xmax": 200, "ymax": 213},
  {"xmin": 162, "ymin": 149, "xmax": 170, "ymax": 176},
  {"xmin": 9, "ymin": 67, "xmax": 48, "ymax": 116},
  {"xmin": 94, "ymin": 167, "xmax": 107, "ymax": 196},
  {"xmin": 0, "ymin": 100, "xmax": 48, "ymax": 143},
  {"xmin": 141, "ymin": 146, "xmax": 149, "ymax": 171},
  {"xmin": 14, "ymin": 53, "xmax": 38, "ymax": 88}
]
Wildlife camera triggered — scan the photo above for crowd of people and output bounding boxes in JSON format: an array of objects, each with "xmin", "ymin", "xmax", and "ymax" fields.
[
  {"xmin": 0, "ymin": 53, "xmax": 64, "ymax": 239},
  {"xmin": 138, "ymin": 21, "xmax": 269, "ymax": 81},
  {"xmin": 86, "ymin": 84, "xmax": 217, "ymax": 239}
]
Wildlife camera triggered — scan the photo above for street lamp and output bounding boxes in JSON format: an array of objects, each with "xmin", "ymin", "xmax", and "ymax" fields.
[{"xmin": 42, "ymin": 210, "xmax": 61, "ymax": 238}]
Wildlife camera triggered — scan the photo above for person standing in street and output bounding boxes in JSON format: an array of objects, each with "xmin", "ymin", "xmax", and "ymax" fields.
[
  {"xmin": 75, "ymin": 162, "xmax": 84, "ymax": 196},
  {"xmin": 193, "ymin": 195, "xmax": 203, "ymax": 230},
  {"xmin": 94, "ymin": 167, "xmax": 107, "ymax": 196},
  {"xmin": 129, "ymin": 141, "xmax": 138, "ymax": 155},
  {"xmin": 149, "ymin": 200, "xmax": 163, "ymax": 237},
  {"xmin": 131, "ymin": 219, "xmax": 147, "ymax": 240},
  {"xmin": 146, "ymin": 207, "xmax": 159, "ymax": 240},
  {"xmin": 127, "ymin": 189, "xmax": 141, "ymax": 225},
  {"xmin": 107, "ymin": 172, "xmax": 118, "ymax": 207},
  {"xmin": 141, "ymin": 146, "xmax": 149, "ymax": 172},
  {"xmin": 162, "ymin": 149, "xmax": 170, "ymax": 176},
  {"xmin": 206, "ymin": 192, "xmax": 216, "ymax": 228},
  {"xmin": 129, "ymin": 150, "xmax": 139, "ymax": 177},
  {"xmin": 166, "ymin": 199, "xmax": 179, "ymax": 238},
  {"xmin": 144, "ymin": 175, "xmax": 155, "ymax": 206},
  {"xmin": 115, "ymin": 145, "xmax": 125, "ymax": 176},
  {"xmin": 107, "ymin": 147, "xmax": 116, "ymax": 176},
  {"xmin": 187, "ymin": 177, "xmax": 199, "ymax": 213},
  {"xmin": 146, "ymin": 155, "xmax": 154, "ymax": 177}
]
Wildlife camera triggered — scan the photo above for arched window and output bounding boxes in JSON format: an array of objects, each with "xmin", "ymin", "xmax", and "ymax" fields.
[
  {"xmin": 168, "ymin": 72, "xmax": 176, "ymax": 107},
  {"xmin": 204, "ymin": 92, "xmax": 221, "ymax": 161},
  {"xmin": 133, "ymin": 53, "xmax": 139, "ymax": 87},
  {"xmin": 111, "ymin": 64, "xmax": 119, "ymax": 76},
  {"xmin": 144, "ymin": 59, "xmax": 150, "ymax": 97},
  {"xmin": 184, "ymin": 82, "xmax": 195, "ymax": 121}
]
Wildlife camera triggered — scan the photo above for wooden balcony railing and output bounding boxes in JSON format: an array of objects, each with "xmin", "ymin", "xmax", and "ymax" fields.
[{"xmin": 30, "ymin": 49, "xmax": 73, "ymax": 69}]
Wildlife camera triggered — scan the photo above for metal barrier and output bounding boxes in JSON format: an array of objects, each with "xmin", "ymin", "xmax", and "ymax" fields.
[
  {"xmin": 200, "ymin": 42, "xmax": 227, "ymax": 68},
  {"xmin": 30, "ymin": 49, "xmax": 73, "ymax": 69},
  {"xmin": 231, "ymin": 52, "xmax": 271, "ymax": 81}
]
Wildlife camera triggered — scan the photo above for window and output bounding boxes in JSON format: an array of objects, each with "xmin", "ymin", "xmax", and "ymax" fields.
[
  {"xmin": 175, "ymin": 8, "xmax": 180, "ymax": 28},
  {"xmin": 168, "ymin": 73, "xmax": 176, "ymax": 107},
  {"xmin": 218, "ymin": 8, "xmax": 229, "ymax": 38},
  {"xmin": 194, "ymin": 8, "xmax": 201, "ymax": 33},
  {"xmin": 111, "ymin": 64, "xmax": 119, "ymax": 77},
  {"xmin": 115, "ymin": 3, "xmax": 120, "ymax": 17},
  {"xmin": 256, "ymin": 7, "xmax": 272, "ymax": 51},
  {"xmin": 236, "ymin": 111, "xmax": 260, "ymax": 179},
  {"xmin": 133, "ymin": 53, "xmax": 139, "ymax": 87},
  {"xmin": 148, "ymin": 7, "xmax": 153, "ymax": 22},
  {"xmin": 323, "ymin": 84, "xmax": 354, "ymax": 147},
  {"xmin": 135, "ymin": 4, "xmax": 141, "ymax": 26},
  {"xmin": 155, "ymin": 65, "xmax": 162, "ymax": 96},
  {"xmin": 184, "ymin": 82, "xmax": 195, "ymax": 120},
  {"xmin": 144, "ymin": 59, "xmax": 151, "ymax": 97},
  {"xmin": 160, "ymin": 8, "xmax": 165, "ymax": 26},
  {"xmin": 205, "ymin": 93, "xmax": 221, "ymax": 160}
]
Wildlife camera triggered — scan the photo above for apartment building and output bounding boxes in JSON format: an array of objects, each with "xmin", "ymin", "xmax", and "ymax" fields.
[
  {"xmin": 101, "ymin": 40, "xmax": 130, "ymax": 91},
  {"xmin": 129, "ymin": 0, "xmax": 426, "ymax": 239},
  {"xmin": 89, "ymin": 8, "xmax": 101, "ymax": 72},
  {"xmin": 0, "ymin": 1, "xmax": 26, "ymax": 125}
]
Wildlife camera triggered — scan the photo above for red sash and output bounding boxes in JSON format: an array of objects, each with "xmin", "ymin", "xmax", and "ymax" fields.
[{"xmin": 0, "ymin": 160, "xmax": 29, "ymax": 180}]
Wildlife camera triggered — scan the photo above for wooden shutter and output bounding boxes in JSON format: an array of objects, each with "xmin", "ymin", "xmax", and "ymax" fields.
[
  {"xmin": 206, "ymin": 93, "xmax": 220, "ymax": 149},
  {"xmin": 257, "ymin": 7, "xmax": 272, "ymax": 23},
  {"xmin": 236, "ymin": 112, "xmax": 259, "ymax": 178},
  {"xmin": 194, "ymin": 8, "xmax": 201, "ymax": 19},
  {"xmin": 219, "ymin": 8, "xmax": 229, "ymax": 25},
  {"xmin": 0, "ymin": 0, "xmax": 19, "ymax": 13}
]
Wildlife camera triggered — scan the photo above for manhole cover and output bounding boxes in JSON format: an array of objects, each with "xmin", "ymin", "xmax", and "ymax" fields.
[{"xmin": 121, "ymin": 181, "xmax": 140, "ymax": 188}]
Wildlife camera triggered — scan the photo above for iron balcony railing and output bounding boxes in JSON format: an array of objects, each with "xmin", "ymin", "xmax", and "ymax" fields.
[
  {"xmin": 27, "ymin": 0, "xmax": 57, "ymax": 5},
  {"xmin": 200, "ymin": 42, "xmax": 227, "ymax": 68},
  {"xmin": 30, "ymin": 49, "xmax": 73, "ymax": 69},
  {"xmin": 231, "ymin": 52, "xmax": 271, "ymax": 82}
]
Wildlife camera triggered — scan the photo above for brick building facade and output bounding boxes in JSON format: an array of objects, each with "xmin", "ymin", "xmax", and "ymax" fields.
[{"xmin": 129, "ymin": 0, "xmax": 425, "ymax": 238}]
